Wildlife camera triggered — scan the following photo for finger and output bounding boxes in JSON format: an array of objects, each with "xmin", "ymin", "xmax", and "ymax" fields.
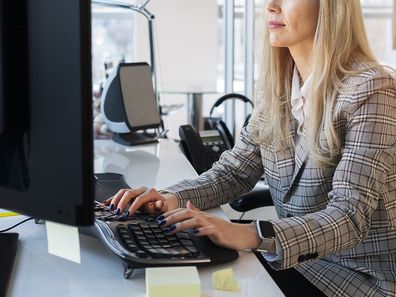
[
  {"xmin": 117, "ymin": 187, "xmax": 147, "ymax": 213},
  {"xmin": 128, "ymin": 188, "xmax": 165, "ymax": 215},
  {"xmin": 140, "ymin": 201, "xmax": 161, "ymax": 215},
  {"xmin": 192, "ymin": 225, "xmax": 216, "ymax": 236},
  {"xmin": 142, "ymin": 200, "xmax": 166, "ymax": 215},
  {"xmin": 186, "ymin": 200, "xmax": 199, "ymax": 211},
  {"xmin": 168, "ymin": 217, "xmax": 203, "ymax": 233},
  {"xmin": 163, "ymin": 208, "xmax": 202, "ymax": 227},
  {"xmin": 108, "ymin": 188, "xmax": 129, "ymax": 208},
  {"xmin": 102, "ymin": 190, "xmax": 121, "ymax": 206},
  {"xmin": 161, "ymin": 207, "xmax": 185, "ymax": 219},
  {"xmin": 155, "ymin": 200, "xmax": 165, "ymax": 211}
]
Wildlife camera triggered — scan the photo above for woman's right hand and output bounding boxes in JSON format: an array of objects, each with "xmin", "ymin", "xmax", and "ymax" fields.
[{"xmin": 102, "ymin": 187, "xmax": 179, "ymax": 216}]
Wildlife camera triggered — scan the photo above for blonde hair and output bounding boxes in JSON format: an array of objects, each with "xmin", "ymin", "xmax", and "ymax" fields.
[{"xmin": 251, "ymin": 0, "xmax": 381, "ymax": 166}]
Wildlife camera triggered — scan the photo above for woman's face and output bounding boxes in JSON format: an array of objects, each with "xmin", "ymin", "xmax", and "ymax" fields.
[{"xmin": 266, "ymin": 0, "xmax": 320, "ymax": 49}]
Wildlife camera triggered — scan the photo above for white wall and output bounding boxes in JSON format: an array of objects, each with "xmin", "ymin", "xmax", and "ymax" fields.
[{"xmin": 135, "ymin": 0, "xmax": 219, "ymax": 89}]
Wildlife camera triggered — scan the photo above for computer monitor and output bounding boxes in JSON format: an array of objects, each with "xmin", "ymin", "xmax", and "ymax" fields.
[
  {"xmin": 101, "ymin": 62, "xmax": 162, "ymax": 146},
  {"xmin": 0, "ymin": 1, "xmax": 92, "ymax": 294},
  {"xmin": 0, "ymin": 0, "xmax": 93, "ymax": 226}
]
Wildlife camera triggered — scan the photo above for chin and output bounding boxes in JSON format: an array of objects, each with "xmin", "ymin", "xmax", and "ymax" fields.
[
  {"xmin": 269, "ymin": 42, "xmax": 285, "ymax": 48},
  {"xmin": 269, "ymin": 37, "xmax": 286, "ymax": 48}
]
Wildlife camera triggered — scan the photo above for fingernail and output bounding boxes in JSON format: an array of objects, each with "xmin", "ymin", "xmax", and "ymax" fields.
[
  {"xmin": 109, "ymin": 204, "xmax": 115, "ymax": 210},
  {"xmin": 192, "ymin": 228, "xmax": 199, "ymax": 234},
  {"xmin": 158, "ymin": 220, "xmax": 166, "ymax": 226},
  {"xmin": 116, "ymin": 208, "xmax": 121, "ymax": 215},
  {"xmin": 156, "ymin": 215, "xmax": 164, "ymax": 221},
  {"xmin": 124, "ymin": 211, "xmax": 130, "ymax": 218},
  {"xmin": 169, "ymin": 224, "xmax": 176, "ymax": 231}
]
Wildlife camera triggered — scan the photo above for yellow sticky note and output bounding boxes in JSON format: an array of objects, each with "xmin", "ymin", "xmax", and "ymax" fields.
[
  {"xmin": 146, "ymin": 266, "xmax": 201, "ymax": 297},
  {"xmin": 0, "ymin": 211, "xmax": 19, "ymax": 217},
  {"xmin": 46, "ymin": 221, "xmax": 81, "ymax": 264},
  {"xmin": 212, "ymin": 268, "xmax": 240, "ymax": 291}
]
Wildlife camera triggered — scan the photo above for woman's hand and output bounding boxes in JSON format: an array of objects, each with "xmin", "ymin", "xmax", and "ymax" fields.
[
  {"xmin": 102, "ymin": 187, "xmax": 179, "ymax": 216},
  {"xmin": 160, "ymin": 200, "xmax": 262, "ymax": 251}
]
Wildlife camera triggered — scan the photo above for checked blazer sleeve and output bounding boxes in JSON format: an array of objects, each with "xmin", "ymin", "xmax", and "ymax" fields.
[{"xmin": 267, "ymin": 72, "xmax": 396, "ymax": 270}]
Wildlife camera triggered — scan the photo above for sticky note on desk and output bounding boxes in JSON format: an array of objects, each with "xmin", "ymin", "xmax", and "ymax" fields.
[
  {"xmin": 212, "ymin": 268, "xmax": 240, "ymax": 291},
  {"xmin": 146, "ymin": 266, "xmax": 201, "ymax": 297},
  {"xmin": 46, "ymin": 221, "xmax": 81, "ymax": 264}
]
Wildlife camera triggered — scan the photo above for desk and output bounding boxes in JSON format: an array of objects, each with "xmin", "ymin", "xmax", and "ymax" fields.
[
  {"xmin": 160, "ymin": 82, "xmax": 220, "ymax": 131},
  {"xmin": 2, "ymin": 139, "xmax": 284, "ymax": 297}
]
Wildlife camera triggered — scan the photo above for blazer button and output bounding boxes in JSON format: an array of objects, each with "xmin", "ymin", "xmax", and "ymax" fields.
[
  {"xmin": 287, "ymin": 213, "xmax": 293, "ymax": 217},
  {"xmin": 306, "ymin": 252, "xmax": 318, "ymax": 260},
  {"xmin": 298, "ymin": 255, "xmax": 306, "ymax": 262}
]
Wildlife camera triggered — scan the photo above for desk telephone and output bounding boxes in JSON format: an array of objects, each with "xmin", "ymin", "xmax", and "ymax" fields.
[
  {"xmin": 179, "ymin": 125, "xmax": 231, "ymax": 175},
  {"xmin": 179, "ymin": 93, "xmax": 254, "ymax": 174}
]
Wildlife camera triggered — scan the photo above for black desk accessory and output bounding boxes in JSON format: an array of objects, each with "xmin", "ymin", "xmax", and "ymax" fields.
[{"xmin": 0, "ymin": 232, "xmax": 19, "ymax": 297}]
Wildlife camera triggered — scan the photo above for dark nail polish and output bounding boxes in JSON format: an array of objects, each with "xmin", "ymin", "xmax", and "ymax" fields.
[
  {"xmin": 158, "ymin": 220, "xmax": 166, "ymax": 226},
  {"xmin": 169, "ymin": 224, "xmax": 176, "ymax": 231},
  {"xmin": 156, "ymin": 215, "xmax": 164, "ymax": 221},
  {"xmin": 109, "ymin": 204, "xmax": 115, "ymax": 210},
  {"xmin": 115, "ymin": 208, "xmax": 121, "ymax": 215},
  {"xmin": 192, "ymin": 228, "xmax": 199, "ymax": 234},
  {"xmin": 124, "ymin": 211, "xmax": 130, "ymax": 218}
]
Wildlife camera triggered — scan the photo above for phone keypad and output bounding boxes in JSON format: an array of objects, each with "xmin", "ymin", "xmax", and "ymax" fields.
[{"xmin": 203, "ymin": 140, "xmax": 228, "ymax": 166}]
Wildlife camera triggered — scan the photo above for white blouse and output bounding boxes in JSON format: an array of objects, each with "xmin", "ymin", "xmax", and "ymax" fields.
[{"xmin": 291, "ymin": 67, "xmax": 311, "ymax": 135}]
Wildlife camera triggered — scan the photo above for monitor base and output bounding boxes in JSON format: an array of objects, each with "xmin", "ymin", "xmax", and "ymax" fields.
[
  {"xmin": 112, "ymin": 132, "xmax": 159, "ymax": 146},
  {"xmin": 0, "ymin": 233, "xmax": 19, "ymax": 297}
]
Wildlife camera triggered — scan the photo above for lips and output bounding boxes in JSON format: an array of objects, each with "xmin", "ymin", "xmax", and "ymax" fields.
[{"xmin": 268, "ymin": 21, "xmax": 286, "ymax": 29}]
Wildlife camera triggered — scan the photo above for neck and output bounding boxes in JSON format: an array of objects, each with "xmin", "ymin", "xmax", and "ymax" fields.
[{"xmin": 289, "ymin": 42, "xmax": 313, "ymax": 82}]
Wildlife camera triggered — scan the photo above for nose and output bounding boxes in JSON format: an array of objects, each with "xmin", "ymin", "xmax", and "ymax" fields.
[{"xmin": 266, "ymin": 0, "xmax": 281, "ymax": 14}]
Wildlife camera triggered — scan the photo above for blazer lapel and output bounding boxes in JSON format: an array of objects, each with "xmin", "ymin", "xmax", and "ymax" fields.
[
  {"xmin": 275, "ymin": 116, "xmax": 297, "ymax": 193},
  {"xmin": 274, "ymin": 120, "xmax": 309, "ymax": 197},
  {"xmin": 289, "ymin": 133, "xmax": 309, "ymax": 187}
]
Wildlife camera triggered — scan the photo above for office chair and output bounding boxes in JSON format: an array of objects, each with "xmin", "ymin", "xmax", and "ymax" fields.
[{"xmin": 228, "ymin": 183, "xmax": 274, "ymax": 223}]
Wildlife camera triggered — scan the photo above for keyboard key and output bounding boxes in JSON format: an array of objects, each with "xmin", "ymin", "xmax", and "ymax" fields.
[
  {"xmin": 176, "ymin": 232, "xmax": 190, "ymax": 240},
  {"xmin": 112, "ymin": 215, "xmax": 207, "ymax": 260},
  {"xmin": 173, "ymin": 246, "xmax": 191, "ymax": 257},
  {"xmin": 135, "ymin": 251, "xmax": 147, "ymax": 258},
  {"xmin": 180, "ymin": 239, "xmax": 194, "ymax": 247}
]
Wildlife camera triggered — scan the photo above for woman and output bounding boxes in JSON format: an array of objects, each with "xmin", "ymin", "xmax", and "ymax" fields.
[{"xmin": 105, "ymin": 1, "xmax": 396, "ymax": 296}]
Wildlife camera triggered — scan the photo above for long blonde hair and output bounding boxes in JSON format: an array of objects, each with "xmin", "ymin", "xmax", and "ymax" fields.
[{"xmin": 251, "ymin": 0, "xmax": 380, "ymax": 166}]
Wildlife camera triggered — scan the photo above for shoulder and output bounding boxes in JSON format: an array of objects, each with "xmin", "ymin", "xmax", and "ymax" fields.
[
  {"xmin": 340, "ymin": 64, "xmax": 396, "ymax": 97},
  {"xmin": 337, "ymin": 64, "xmax": 396, "ymax": 113}
]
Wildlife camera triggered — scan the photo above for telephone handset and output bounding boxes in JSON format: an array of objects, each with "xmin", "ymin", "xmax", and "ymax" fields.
[
  {"xmin": 179, "ymin": 93, "xmax": 254, "ymax": 175},
  {"xmin": 179, "ymin": 125, "xmax": 231, "ymax": 174}
]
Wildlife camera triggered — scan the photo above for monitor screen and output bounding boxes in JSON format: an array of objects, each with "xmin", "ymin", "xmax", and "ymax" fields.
[
  {"xmin": 0, "ymin": 0, "xmax": 93, "ymax": 226},
  {"xmin": 119, "ymin": 63, "xmax": 162, "ymax": 130}
]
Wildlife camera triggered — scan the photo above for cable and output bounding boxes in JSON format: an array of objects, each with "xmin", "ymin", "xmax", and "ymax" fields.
[{"xmin": 0, "ymin": 217, "xmax": 34, "ymax": 233}]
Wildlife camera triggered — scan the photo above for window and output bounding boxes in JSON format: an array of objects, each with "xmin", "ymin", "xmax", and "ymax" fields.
[
  {"xmin": 360, "ymin": 0, "xmax": 396, "ymax": 67},
  {"xmin": 90, "ymin": 1, "xmax": 395, "ymax": 140}
]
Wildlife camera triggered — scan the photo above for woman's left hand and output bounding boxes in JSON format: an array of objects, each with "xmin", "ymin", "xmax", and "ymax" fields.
[{"xmin": 160, "ymin": 200, "xmax": 262, "ymax": 251}]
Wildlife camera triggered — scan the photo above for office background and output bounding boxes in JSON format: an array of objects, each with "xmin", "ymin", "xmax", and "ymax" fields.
[{"xmin": 91, "ymin": 0, "xmax": 396, "ymax": 140}]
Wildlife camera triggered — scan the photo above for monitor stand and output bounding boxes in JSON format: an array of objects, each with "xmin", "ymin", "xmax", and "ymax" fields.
[
  {"xmin": 112, "ymin": 132, "xmax": 158, "ymax": 146},
  {"xmin": 0, "ymin": 233, "xmax": 19, "ymax": 297}
]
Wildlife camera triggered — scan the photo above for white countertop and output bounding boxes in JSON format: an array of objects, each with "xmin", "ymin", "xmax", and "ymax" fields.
[{"xmin": 2, "ymin": 139, "xmax": 284, "ymax": 297}]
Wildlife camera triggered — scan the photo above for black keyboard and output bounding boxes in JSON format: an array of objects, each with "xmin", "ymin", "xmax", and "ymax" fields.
[{"xmin": 91, "ymin": 173, "xmax": 239, "ymax": 279}]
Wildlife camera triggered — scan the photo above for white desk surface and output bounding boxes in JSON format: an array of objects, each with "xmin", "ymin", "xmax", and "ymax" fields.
[{"xmin": 2, "ymin": 139, "xmax": 284, "ymax": 297}]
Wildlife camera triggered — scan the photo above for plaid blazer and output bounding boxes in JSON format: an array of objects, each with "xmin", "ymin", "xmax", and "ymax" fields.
[{"xmin": 164, "ymin": 67, "xmax": 396, "ymax": 297}]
